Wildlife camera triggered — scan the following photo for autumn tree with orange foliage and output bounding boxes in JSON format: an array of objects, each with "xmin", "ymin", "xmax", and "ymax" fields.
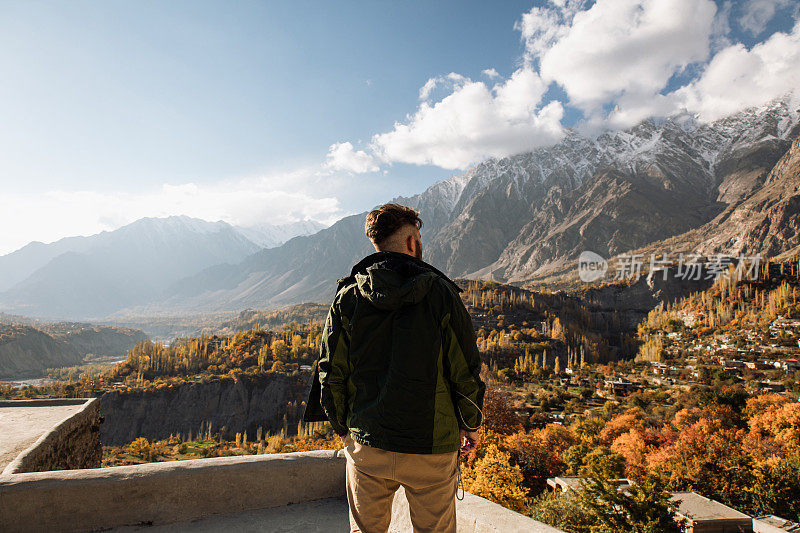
[
  {"xmin": 746, "ymin": 393, "xmax": 800, "ymax": 458},
  {"xmin": 503, "ymin": 431, "xmax": 564, "ymax": 496},
  {"xmin": 647, "ymin": 417, "xmax": 754, "ymax": 510},
  {"xmin": 466, "ymin": 444, "xmax": 529, "ymax": 512},
  {"xmin": 598, "ymin": 407, "xmax": 647, "ymax": 445},
  {"xmin": 611, "ymin": 429, "xmax": 649, "ymax": 480}
]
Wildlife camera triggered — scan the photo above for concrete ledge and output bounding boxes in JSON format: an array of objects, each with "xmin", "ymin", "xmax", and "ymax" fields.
[
  {"xmin": 0, "ymin": 449, "xmax": 346, "ymax": 533},
  {"xmin": 2, "ymin": 442, "xmax": 563, "ymax": 533},
  {"xmin": 390, "ymin": 486, "xmax": 562, "ymax": 533},
  {"xmin": 0, "ymin": 398, "xmax": 93, "ymax": 407},
  {"xmin": 108, "ymin": 492, "xmax": 565, "ymax": 533},
  {"xmin": 1, "ymin": 397, "xmax": 100, "ymax": 475},
  {"xmin": 110, "ymin": 496, "xmax": 352, "ymax": 532}
]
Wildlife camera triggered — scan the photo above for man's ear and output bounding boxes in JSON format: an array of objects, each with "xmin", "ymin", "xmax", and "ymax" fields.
[{"xmin": 406, "ymin": 233, "xmax": 414, "ymax": 253}]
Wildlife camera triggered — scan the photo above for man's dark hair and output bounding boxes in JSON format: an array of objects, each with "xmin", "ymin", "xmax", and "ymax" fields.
[{"xmin": 364, "ymin": 203, "xmax": 423, "ymax": 246}]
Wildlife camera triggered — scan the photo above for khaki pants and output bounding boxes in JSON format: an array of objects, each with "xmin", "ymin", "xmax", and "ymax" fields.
[{"xmin": 343, "ymin": 434, "xmax": 459, "ymax": 533}]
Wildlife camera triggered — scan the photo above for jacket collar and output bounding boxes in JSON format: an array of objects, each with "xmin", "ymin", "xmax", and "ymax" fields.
[{"xmin": 338, "ymin": 251, "xmax": 463, "ymax": 294}]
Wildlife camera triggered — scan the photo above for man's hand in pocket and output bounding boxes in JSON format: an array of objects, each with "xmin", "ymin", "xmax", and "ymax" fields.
[{"xmin": 460, "ymin": 429, "xmax": 479, "ymax": 452}]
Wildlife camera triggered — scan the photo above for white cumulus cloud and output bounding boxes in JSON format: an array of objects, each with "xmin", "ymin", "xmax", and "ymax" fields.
[
  {"xmin": 674, "ymin": 20, "xmax": 800, "ymax": 122},
  {"xmin": 324, "ymin": 141, "xmax": 379, "ymax": 174},
  {"xmin": 516, "ymin": 0, "xmax": 587, "ymax": 60},
  {"xmin": 418, "ymin": 73, "xmax": 469, "ymax": 101},
  {"xmin": 370, "ymin": 67, "xmax": 564, "ymax": 170},
  {"xmin": 534, "ymin": 0, "xmax": 717, "ymax": 122}
]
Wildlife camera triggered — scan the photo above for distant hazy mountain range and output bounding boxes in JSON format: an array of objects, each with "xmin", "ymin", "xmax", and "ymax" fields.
[
  {"xmin": 1, "ymin": 96, "xmax": 798, "ymax": 320},
  {"xmin": 0, "ymin": 216, "xmax": 325, "ymax": 319}
]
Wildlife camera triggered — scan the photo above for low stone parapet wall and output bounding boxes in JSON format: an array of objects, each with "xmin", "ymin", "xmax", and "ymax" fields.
[
  {"xmin": 1, "ymin": 447, "xmax": 560, "ymax": 532},
  {"xmin": 0, "ymin": 449, "xmax": 346, "ymax": 533},
  {"xmin": 0, "ymin": 398, "xmax": 101, "ymax": 475}
]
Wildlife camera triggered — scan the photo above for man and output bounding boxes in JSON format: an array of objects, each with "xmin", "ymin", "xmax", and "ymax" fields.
[{"xmin": 302, "ymin": 202, "xmax": 486, "ymax": 533}]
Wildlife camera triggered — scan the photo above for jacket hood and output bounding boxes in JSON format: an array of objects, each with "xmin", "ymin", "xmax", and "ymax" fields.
[{"xmin": 341, "ymin": 251, "xmax": 462, "ymax": 311}]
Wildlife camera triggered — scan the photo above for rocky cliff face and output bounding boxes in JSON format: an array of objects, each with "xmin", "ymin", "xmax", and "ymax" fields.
[
  {"xmin": 98, "ymin": 373, "xmax": 310, "ymax": 446},
  {"xmin": 0, "ymin": 325, "xmax": 81, "ymax": 379},
  {"xmin": 696, "ymin": 134, "xmax": 800, "ymax": 257},
  {"xmin": 578, "ymin": 272, "xmax": 716, "ymax": 330},
  {"xmin": 617, "ymin": 131, "xmax": 800, "ymax": 265},
  {"xmin": 44, "ymin": 323, "xmax": 148, "ymax": 360}
]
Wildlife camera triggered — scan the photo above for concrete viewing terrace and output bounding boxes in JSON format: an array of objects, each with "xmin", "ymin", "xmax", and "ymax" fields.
[{"xmin": 0, "ymin": 398, "xmax": 561, "ymax": 532}]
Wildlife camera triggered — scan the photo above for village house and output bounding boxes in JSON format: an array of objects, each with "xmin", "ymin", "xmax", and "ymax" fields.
[
  {"xmin": 546, "ymin": 476, "xmax": 635, "ymax": 494},
  {"xmin": 744, "ymin": 361, "xmax": 773, "ymax": 371},
  {"xmin": 759, "ymin": 380, "xmax": 786, "ymax": 393},
  {"xmin": 753, "ymin": 514, "xmax": 800, "ymax": 532},
  {"xmin": 603, "ymin": 377, "xmax": 640, "ymax": 396},
  {"xmin": 671, "ymin": 492, "xmax": 753, "ymax": 533}
]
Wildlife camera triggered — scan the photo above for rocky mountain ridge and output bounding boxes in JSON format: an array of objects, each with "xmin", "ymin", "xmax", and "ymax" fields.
[
  {"xmin": 145, "ymin": 96, "xmax": 800, "ymax": 313},
  {"xmin": 458, "ymin": 97, "xmax": 800, "ymax": 281},
  {"xmin": 615, "ymin": 131, "xmax": 800, "ymax": 266},
  {"xmin": 0, "ymin": 215, "xmax": 330, "ymax": 319}
]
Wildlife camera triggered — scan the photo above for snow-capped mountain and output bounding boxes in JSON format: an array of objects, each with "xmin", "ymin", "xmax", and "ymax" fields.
[
  {"xmin": 433, "ymin": 95, "xmax": 800, "ymax": 280},
  {"xmin": 235, "ymin": 220, "xmax": 327, "ymax": 249}
]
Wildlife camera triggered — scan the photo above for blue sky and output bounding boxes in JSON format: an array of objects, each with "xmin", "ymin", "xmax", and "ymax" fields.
[
  {"xmin": 0, "ymin": 0, "xmax": 798, "ymax": 254},
  {"xmin": 1, "ymin": 1, "xmax": 533, "ymax": 190}
]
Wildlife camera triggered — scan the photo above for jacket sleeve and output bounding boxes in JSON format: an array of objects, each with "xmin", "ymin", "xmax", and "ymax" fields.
[
  {"xmin": 442, "ymin": 285, "xmax": 486, "ymax": 432},
  {"xmin": 317, "ymin": 301, "xmax": 351, "ymax": 436}
]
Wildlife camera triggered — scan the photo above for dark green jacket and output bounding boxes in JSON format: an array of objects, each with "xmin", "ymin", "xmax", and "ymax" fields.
[{"xmin": 302, "ymin": 251, "xmax": 485, "ymax": 454}]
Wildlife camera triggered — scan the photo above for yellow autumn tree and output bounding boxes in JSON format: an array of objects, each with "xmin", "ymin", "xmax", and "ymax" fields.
[
  {"xmin": 747, "ymin": 397, "xmax": 800, "ymax": 456},
  {"xmin": 128, "ymin": 437, "xmax": 151, "ymax": 459},
  {"xmin": 271, "ymin": 339, "xmax": 290, "ymax": 362},
  {"xmin": 466, "ymin": 444, "xmax": 529, "ymax": 513}
]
